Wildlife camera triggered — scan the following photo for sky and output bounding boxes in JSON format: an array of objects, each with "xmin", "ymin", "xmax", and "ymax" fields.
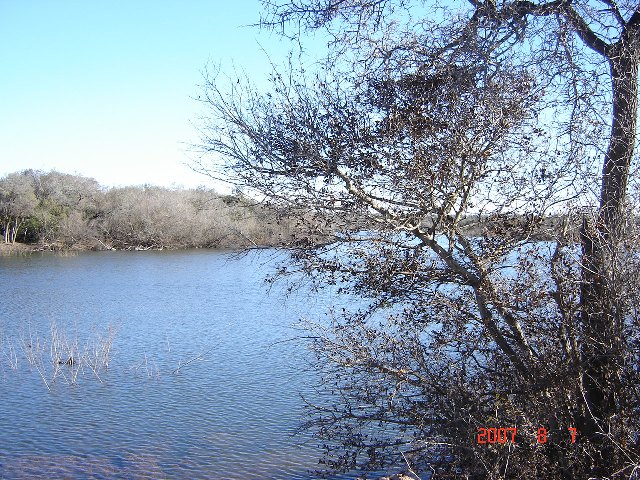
[{"xmin": 0, "ymin": 1, "xmax": 323, "ymax": 191}]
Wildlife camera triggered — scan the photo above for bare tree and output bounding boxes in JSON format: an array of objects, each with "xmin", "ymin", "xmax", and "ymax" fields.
[
  {"xmin": 34, "ymin": 170, "xmax": 103, "ymax": 247},
  {"xmin": 0, "ymin": 172, "xmax": 38, "ymax": 244},
  {"xmin": 198, "ymin": 0, "xmax": 640, "ymax": 478}
]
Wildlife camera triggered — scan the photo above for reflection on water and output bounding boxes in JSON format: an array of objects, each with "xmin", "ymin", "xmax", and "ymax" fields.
[{"xmin": 0, "ymin": 250, "xmax": 351, "ymax": 479}]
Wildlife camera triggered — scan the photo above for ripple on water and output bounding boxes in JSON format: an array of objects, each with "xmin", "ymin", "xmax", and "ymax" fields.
[{"xmin": 0, "ymin": 251, "xmax": 359, "ymax": 479}]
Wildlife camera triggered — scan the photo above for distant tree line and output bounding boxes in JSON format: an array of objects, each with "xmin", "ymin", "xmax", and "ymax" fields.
[{"xmin": 0, "ymin": 169, "xmax": 298, "ymax": 250}]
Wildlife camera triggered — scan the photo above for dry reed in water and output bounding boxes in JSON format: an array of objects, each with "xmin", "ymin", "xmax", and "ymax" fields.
[{"xmin": 0, "ymin": 322, "xmax": 117, "ymax": 389}]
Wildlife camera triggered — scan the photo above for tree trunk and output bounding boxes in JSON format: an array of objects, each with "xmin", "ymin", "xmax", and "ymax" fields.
[
  {"xmin": 600, "ymin": 45, "xmax": 639, "ymax": 238},
  {"xmin": 580, "ymin": 43, "xmax": 638, "ymax": 476},
  {"xmin": 10, "ymin": 217, "xmax": 19, "ymax": 244}
]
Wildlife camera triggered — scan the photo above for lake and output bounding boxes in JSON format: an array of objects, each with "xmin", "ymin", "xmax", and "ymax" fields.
[{"xmin": 0, "ymin": 249, "xmax": 351, "ymax": 479}]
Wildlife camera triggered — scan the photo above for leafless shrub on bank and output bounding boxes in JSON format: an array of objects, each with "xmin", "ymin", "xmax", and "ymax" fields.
[{"xmin": 0, "ymin": 171, "xmax": 302, "ymax": 250}]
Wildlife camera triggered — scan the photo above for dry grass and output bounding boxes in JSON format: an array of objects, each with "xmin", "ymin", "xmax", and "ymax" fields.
[
  {"xmin": 0, "ymin": 322, "xmax": 115, "ymax": 389},
  {"xmin": 0, "ymin": 242, "xmax": 37, "ymax": 256}
]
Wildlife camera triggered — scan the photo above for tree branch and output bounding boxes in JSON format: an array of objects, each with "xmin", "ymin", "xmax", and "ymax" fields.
[
  {"xmin": 627, "ymin": 6, "xmax": 640, "ymax": 29},
  {"xmin": 472, "ymin": 0, "xmax": 611, "ymax": 56}
]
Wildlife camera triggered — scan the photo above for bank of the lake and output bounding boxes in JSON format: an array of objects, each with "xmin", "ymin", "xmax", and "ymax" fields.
[{"xmin": 0, "ymin": 242, "xmax": 36, "ymax": 255}]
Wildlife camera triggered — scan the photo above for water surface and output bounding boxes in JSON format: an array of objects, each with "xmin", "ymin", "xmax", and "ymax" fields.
[{"xmin": 0, "ymin": 249, "xmax": 344, "ymax": 479}]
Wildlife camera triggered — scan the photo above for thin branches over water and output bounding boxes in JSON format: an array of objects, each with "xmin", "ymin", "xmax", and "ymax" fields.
[{"xmin": 198, "ymin": 0, "xmax": 640, "ymax": 476}]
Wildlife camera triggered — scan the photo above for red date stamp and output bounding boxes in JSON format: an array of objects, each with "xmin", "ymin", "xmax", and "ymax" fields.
[{"xmin": 477, "ymin": 427, "xmax": 577, "ymax": 444}]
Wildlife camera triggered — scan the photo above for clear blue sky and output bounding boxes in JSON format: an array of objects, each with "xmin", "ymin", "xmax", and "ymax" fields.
[{"xmin": 0, "ymin": 1, "xmax": 321, "ymax": 190}]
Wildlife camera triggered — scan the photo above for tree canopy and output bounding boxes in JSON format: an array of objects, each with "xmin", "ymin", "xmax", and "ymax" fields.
[
  {"xmin": 0, "ymin": 170, "xmax": 299, "ymax": 251},
  {"xmin": 200, "ymin": 0, "xmax": 640, "ymax": 478}
]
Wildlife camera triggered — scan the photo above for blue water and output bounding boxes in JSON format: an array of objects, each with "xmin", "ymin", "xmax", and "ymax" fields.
[{"xmin": 0, "ymin": 250, "xmax": 348, "ymax": 479}]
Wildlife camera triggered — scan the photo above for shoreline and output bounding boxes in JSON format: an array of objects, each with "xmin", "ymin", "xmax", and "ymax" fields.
[{"xmin": 0, "ymin": 242, "xmax": 263, "ymax": 256}]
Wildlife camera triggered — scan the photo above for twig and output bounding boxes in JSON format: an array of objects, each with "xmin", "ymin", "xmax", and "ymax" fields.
[
  {"xmin": 172, "ymin": 346, "xmax": 217, "ymax": 375},
  {"xmin": 401, "ymin": 451, "xmax": 421, "ymax": 480}
]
